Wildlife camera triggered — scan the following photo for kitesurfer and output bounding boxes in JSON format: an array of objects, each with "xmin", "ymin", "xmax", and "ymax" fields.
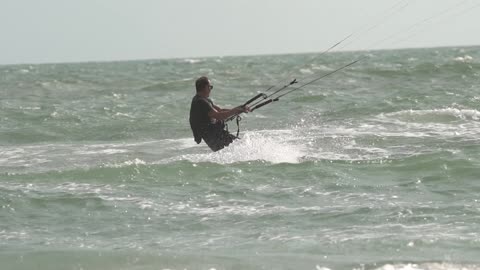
[{"xmin": 189, "ymin": 76, "xmax": 250, "ymax": 152}]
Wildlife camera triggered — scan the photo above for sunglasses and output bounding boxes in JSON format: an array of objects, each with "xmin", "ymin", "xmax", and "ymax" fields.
[{"xmin": 209, "ymin": 85, "xmax": 213, "ymax": 90}]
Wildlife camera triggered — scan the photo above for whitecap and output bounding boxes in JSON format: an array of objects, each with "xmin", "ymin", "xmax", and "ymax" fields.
[
  {"xmin": 182, "ymin": 58, "xmax": 202, "ymax": 64},
  {"xmin": 374, "ymin": 262, "xmax": 480, "ymax": 270},
  {"xmin": 178, "ymin": 130, "xmax": 306, "ymax": 164},
  {"xmin": 381, "ymin": 108, "xmax": 480, "ymax": 121},
  {"xmin": 311, "ymin": 64, "xmax": 333, "ymax": 71},
  {"xmin": 74, "ymin": 149, "xmax": 128, "ymax": 155},
  {"xmin": 454, "ymin": 55, "xmax": 473, "ymax": 63},
  {"xmin": 105, "ymin": 158, "xmax": 147, "ymax": 168},
  {"xmin": 299, "ymin": 68, "xmax": 314, "ymax": 74},
  {"xmin": 114, "ymin": 112, "xmax": 135, "ymax": 118}
]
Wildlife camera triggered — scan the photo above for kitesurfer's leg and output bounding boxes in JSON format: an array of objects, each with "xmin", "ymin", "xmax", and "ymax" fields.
[{"xmin": 203, "ymin": 130, "xmax": 238, "ymax": 152}]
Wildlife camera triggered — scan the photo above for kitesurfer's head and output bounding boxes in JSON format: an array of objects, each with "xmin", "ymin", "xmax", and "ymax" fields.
[{"xmin": 195, "ymin": 76, "xmax": 213, "ymax": 97}]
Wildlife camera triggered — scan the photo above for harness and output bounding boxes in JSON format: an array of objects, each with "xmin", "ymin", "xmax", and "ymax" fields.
[{"xmin": 225, "ymin": 115, "xmax": 242, "ymax": 139}]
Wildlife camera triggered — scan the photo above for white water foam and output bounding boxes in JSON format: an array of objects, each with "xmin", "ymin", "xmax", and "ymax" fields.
[
  {"xmin": 375, "ymin": 108, "xmax": 480, "ymax": 140},
  {"xmin": 454, "ymin": 55, "xmax": 474, "ymax": 63},
  {"xmin": 5, "ymin": 106, "xmax": 478, "ymax": 171},
  {"xmin": 374, "ymin": 263, "xmax": 480, "ymax": 270},
  {"xmin": 381, "ymin": 108, "xmax": 480, "ymax": 121},
  {"xmin": 178, "ymin": 130, "xmax": 306, "ymax": 164},
  {"xmin": 181, "ymin": 58, "xmax": 203, "ymax": 64}
]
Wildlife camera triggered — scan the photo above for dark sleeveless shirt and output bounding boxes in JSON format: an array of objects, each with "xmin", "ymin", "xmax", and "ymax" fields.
[
  {"xmin": 189, "ymin": 95, "xmax": 236, "ymax": 151},
  {"xmin": 189, "ymin": 95, "xmax": 214, "ymax": 144}
]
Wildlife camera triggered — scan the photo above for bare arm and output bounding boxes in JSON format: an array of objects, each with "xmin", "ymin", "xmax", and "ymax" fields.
[
  {"xmin": 208, "ymin": 106, "xmax": 245, "ymax": 121},
  {"xmin": 212, "ymin": 104, "xmax": 230, "ymax": 112}
]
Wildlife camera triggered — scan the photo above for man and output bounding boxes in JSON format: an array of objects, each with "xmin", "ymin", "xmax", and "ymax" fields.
[{"xmin": 189, "ymin": 76, "xmax": 249, "ymax": 152}]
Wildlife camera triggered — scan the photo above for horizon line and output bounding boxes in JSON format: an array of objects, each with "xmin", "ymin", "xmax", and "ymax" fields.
[{"xmin": 1, "ymin": 43, "xmax": 478, "ymax": 67}]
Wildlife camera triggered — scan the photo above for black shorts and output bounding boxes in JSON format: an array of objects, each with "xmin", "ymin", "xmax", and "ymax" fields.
[{"xmin": 202, "ymin": 126, "xmax": 237, "ymax": 152}]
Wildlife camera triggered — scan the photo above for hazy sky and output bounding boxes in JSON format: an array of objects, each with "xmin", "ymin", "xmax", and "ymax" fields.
[{"xmin": 1, "ymin": 0, "xmax": 479, "ymax": 65}]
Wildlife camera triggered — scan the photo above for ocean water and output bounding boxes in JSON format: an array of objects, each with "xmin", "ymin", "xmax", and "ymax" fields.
[{"xmin": 1, "ymin": 46, "xmax": 480, "ymax": 270}]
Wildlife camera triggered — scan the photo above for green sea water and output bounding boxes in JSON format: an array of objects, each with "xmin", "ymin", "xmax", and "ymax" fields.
[{"xmin": 1, "ymin": 46, "xmax": 480, "ymax": 270}]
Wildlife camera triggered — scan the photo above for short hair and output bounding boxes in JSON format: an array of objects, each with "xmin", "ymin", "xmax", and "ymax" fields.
[{"xmin": 195, "ymin": 76, "xmax": 209, "ymax": 92}]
